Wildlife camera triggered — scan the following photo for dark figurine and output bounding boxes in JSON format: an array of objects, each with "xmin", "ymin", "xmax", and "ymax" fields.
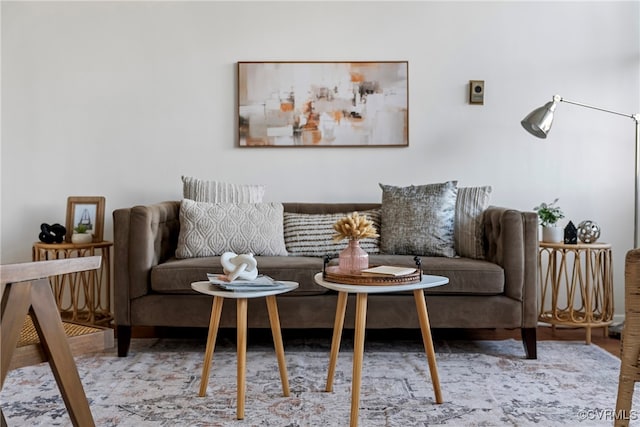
[
  {"xmin": 39, "ymin": 223, "xmax": 66, "ymax": 244},
  {"xmin": 564, "ymin": 221, "xmax": 578, "ymax": 244}
]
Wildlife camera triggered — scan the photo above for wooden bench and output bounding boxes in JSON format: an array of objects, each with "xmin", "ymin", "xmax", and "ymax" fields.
[{"xmin": 1, "ymin": 257, "xmax": 104, "ymax": 427}]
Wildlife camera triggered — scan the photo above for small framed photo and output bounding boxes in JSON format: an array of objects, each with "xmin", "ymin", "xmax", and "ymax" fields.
[{"xmin": 65, "ymin": 196, "xmax": 105, "ymax": 243}]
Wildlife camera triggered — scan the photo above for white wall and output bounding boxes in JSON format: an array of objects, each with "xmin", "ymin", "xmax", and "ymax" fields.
[{"xmin": 2, "ymin": 1, "xmax": 639, "ymax": 317}]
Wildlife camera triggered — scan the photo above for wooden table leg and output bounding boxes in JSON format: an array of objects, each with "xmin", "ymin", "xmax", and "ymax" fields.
[
  {"xmin": 265, "ymin": 295, "xmax": 289, "ymax": 397},
  {"xmin": 199, "ymin": 296, "xmax": 224, "ymax": 397},
  {"xmin": 326, "ymin": 291, "xmax": 348, "ymax": 392},
  {"xmin": 350, "ymin": 293, "xmax": 368, "ymax": 427},
  {"xmin": 413, "ymin": 289, "xmax": 443, "ymax": 404},
  {"xmin": 236, "ymin": 298, "xmax": 248, "ymax": 420}
]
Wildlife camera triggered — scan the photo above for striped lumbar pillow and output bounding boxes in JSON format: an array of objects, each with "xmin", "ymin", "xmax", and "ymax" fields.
[
  {"xmin": 454, "ymin": 186, "xmax": 492, "ymax": 259},
  {"xmin": 181, "ymin": 176, "xmax": 265, "ymax": 203},
  {"xmin": 283, "ymin": 210, "xmax": 381, "ymax": 257}
]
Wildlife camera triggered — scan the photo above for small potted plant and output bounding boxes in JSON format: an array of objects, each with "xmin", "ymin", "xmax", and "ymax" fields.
[
  {"xmin": 71, "ymin": 224, "xmax": 93, "ymax": 244},
  {"xmin": 533, "ymin": 198, "xmax": 565, "ymax": 243}
]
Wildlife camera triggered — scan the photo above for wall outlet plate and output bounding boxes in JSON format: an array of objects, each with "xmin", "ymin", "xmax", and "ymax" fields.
[{"xmin": 469, "ymin": 80, "xmax": 484, "ymax": 105}]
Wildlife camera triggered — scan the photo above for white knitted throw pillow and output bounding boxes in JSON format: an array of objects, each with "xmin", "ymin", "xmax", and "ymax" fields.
[{"xmin": 176, "ymin": 200, "xmax": 287, "ymax": 258}]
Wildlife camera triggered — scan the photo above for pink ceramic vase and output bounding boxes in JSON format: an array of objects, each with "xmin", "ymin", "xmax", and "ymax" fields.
[{"xmin": 338, "ymin": 239, "xmax": 369, "ymax": 273}]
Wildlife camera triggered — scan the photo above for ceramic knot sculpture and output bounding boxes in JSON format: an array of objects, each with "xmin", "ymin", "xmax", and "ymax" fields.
[{"xmin": 220, "ymin": 252, "xmax": 259, "ymax": 281}]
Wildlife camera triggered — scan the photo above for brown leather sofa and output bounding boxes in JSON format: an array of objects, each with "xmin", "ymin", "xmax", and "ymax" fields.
[{"xmin": 113, "ymin": 202, "xmax": 538, "ymax": 358}]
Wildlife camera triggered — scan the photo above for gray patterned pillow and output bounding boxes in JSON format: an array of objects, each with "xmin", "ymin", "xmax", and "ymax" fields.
[
  {"xmin": 379, "ymin": 181, "xmax": 458, "ymax": 257},
  {"xmin": 176, "ymin": 199, "xmax": 287, "ymax": 258},
  {"xmin": 454, "ymin": 186, "xmax": 492, "ymax": 259},
  {"xmin": 181, "ymin": 176, "xmax": 265, "ymax": 203},
  {"xmin": 283, "ymin": 210, "xmax": 380, "ymax": 256}
]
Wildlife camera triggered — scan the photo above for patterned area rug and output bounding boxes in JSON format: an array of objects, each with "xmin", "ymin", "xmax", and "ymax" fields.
[{"xmin": 1, "ymin": 337, "xmax": 635, "ymax": 426}]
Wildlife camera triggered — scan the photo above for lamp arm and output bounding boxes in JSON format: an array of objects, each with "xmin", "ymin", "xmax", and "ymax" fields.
[
  {"xmin": 558, "ymin": 96, "xmax": 639, "ymax": 122},
  {"xmin": 560, "ymin": 96, "xmax": 640, "ymax": 247}
]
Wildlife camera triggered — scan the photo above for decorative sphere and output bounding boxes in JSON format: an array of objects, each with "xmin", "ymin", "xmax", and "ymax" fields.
[{"xmin": 577, "ymin": 220, "xmax": 601, "ymax": 243}]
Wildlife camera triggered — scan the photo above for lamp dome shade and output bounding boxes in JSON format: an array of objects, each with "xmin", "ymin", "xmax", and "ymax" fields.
[{"xmin": 521, "ymin": 101, "xmax": 557, "ymax": 138}]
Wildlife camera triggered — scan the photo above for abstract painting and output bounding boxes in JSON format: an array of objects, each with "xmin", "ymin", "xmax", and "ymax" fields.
[{"xmin": 238, "ymin": 61, "xmax": 408, "ymax": 147}]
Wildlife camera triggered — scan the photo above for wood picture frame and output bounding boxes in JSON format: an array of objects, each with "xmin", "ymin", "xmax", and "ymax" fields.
[
  {"xmin": 238, "ymin": 61, "xmax": 409, "ymax": 147},
  {"xmin": 65, "ymin": 196, "xmax": 105, "ymax": 243}
]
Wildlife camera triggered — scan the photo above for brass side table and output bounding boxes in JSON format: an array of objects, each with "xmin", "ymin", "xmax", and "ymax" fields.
[
  {"xmin": 538, "ymin": 241, "xmax": 614, "ymax": 344},
  {"xmin": 32, "ymin": 241, "xmax": 113, "ymax": 326}
]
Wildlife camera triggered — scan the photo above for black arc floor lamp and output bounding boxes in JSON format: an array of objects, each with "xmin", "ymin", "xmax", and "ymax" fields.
[{"xmin": 521, "ymin": 94, "xmax": 640, "ymax": 248}]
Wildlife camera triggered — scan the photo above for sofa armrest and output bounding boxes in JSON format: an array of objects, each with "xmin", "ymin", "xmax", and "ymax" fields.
[
  {"xmin": 113, "ymin": 201, "xmax": 181, "ymax": 324},
  {"xmin": 483, "ymin": 206, "xmax": 539, "ymax": 327}
]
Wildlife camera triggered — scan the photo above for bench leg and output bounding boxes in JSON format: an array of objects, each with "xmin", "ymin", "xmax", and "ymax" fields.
[{"xmin": 30, "ymin": 280, "xmax": 96, "ymax": 426}]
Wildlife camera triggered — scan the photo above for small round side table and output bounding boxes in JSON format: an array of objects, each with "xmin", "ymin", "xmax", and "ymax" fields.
[
  {"xmin": 191, "ymin": 280, "xmax": 298, "ymax": 420},
  {"xmin": 32, "ymin": 241, "xmax": 113, "ymax": 326},
  {"xmin": 314, "ymin": 273, "xmax": 449, "ymax": 427},
  {"xmin": 538, "ymin": 241, "xmax": 614, "ymax": 344}
]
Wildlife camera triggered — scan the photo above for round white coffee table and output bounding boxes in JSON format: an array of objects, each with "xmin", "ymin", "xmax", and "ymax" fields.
[
  {"xmin": 313, "ymin": 273, "xmax": 449, "ymax": 427},
  {"xmin": 191, "ymin": 280, "xmax": 298, "ymax": 420}
]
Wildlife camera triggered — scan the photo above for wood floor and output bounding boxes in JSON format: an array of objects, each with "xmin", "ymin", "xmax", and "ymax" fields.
[
  {"xmin": 431, "ymin": 324, "xmax": 622, "ymax": 357},
  {"xmin": 131, "ymin": 323, "xmax": 622, "ymax": 358}
]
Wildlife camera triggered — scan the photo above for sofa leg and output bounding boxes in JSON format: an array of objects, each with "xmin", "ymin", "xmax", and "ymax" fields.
[
  {"xmin": 521, "ymin": 327, "xmax": 537, "ymax": 359},
  {"xmin": 117, "ymin": 325, "xmax": 132, "ymax": 357}
]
